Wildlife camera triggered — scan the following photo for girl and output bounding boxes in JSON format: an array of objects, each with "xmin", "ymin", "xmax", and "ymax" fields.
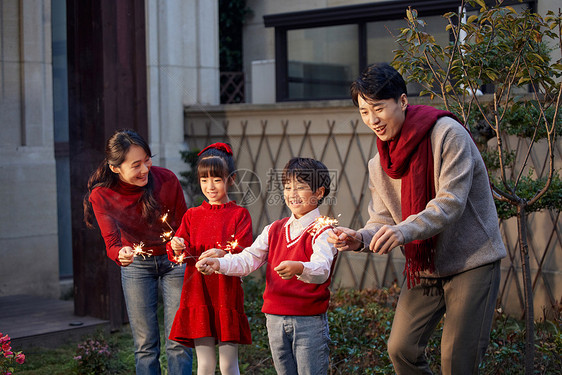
[
  {"xmin": 168, "ymin": 142, "xmax": 253, "ymax": 375},
  {"xmin": 83, "ymin": 129, "xmax": 193, "ymax": 374}
]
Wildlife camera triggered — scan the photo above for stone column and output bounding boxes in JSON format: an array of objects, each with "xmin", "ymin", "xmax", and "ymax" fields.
[
  {"xmin": 0, "ymin": 0, "xmax": 60, "ymax": 298},
  {"xmin": 145, "ymin": 0, "xmax": 219, "ymax": 178}
]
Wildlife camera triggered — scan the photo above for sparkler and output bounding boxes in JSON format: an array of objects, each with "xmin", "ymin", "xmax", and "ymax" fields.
[
  {"xmin": 307, "ymin": 214, "xmax": 369, "ymax": 249},
  {"xmin": 307, "ymin": 214, "xmax": 341, "ymax": 235},
  {"xmin": 160, "ymin": 230, "xmax": 174, "ymax": 242},
  {"xmin": 173, "ymin": 252, "xmax": 187, "ymax": 264},
  {"xmin": 216, "ymin": 234, "xmax": 243, "ymax": 253},
  {"xmin": 132, "ymin": 241, "xmax": 153, "ymax": 259},
  {"xmin": 160, "ymin": 212, "xmax": 175, "ymax": 242},
  {"xmin": 171, "ymin": 251, "xmax": 198, "ymax": 266}
]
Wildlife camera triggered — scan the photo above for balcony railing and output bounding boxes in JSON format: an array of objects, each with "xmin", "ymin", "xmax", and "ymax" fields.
[{"xmin": 220, "ymin": 71, "xmax": 245, "ymax": 104}]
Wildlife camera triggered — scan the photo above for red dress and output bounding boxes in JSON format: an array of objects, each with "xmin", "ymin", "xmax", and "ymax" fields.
[{"xmin": 167, "ymin": 201, "xmax": 253, "ymax": 347}]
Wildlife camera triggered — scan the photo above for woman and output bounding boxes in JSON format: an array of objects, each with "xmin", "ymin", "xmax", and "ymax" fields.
[{"xmin": 83, "ymin": 129, "xmax": 193, "ymax": 375}]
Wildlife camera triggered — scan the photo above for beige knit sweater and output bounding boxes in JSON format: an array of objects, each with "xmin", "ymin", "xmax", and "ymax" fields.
[{"xmin": 358, "ymin": 116, "xmax": 507, "ymax": 277}]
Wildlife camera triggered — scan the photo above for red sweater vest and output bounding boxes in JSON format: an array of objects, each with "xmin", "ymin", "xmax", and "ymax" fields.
[{"xmin": 261, "ymin": 217, "xmax": 334, "ymax": 316}]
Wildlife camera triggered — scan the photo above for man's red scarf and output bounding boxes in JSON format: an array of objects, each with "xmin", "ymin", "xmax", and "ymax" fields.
[{"xmin": 377, "ymin": 105, "xmax": 458, "ymax": 288}]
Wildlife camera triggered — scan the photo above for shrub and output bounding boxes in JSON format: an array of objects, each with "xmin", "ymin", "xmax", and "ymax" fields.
[
  {"xmin": 239, "ymin": 279, "xmax": 561, "ymax": 374},
  {"xmin": 0, "ymin": 332, "xmax": 26, "ymax": 375},
  {"xmin": 73, "ymin": 336, "xmax": 111, "ymax": 375}
]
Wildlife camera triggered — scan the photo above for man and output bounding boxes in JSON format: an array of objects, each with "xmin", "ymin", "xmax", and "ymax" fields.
[{"xmin": 329, "ymin": 63, "xmax": 506, "ymax": 374}]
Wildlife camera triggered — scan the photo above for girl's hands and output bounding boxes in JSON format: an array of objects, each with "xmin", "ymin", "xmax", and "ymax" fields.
[
  {"xmin": 274, "ymin": 261, "xmax": 304, "ymax": 280},
  {"xmin": 118, "ymin": 246, "xmax": 134, "ymax": 266},
  {"xmin": 196, "ymin": 258, "xmax": 220, "ymax": 275},
  {"xmin": 199, "ymin": 248, "xmax": 227, "ymax": 260},
  {"xmin": 170, "ymin": 236, "xmax": 186, "ymax": 256}
]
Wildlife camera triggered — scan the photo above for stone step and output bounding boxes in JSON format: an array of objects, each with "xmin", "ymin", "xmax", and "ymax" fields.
[{"xmin": 0, "ymin": 294, "xmax": 110, "ymax": 350}]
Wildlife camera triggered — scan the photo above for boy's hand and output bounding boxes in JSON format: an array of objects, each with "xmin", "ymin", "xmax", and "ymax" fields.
[
  {"xmin": 118, "ymin": 246, "xmax": 134, "ymax": 266},
  {"xmin": 199, "ymin": 248, "xmax": 227, "ymax": 260},
  {"xmin": 274, "ymin": 261, "xmax": 304, "ymax": 280},
  {"xmin": 328, "ymin": 227, "xmax": 362, "ymax": 252},
  {"xmin": 171, "ymin": 236, "xmax": 186, "ymax": 256},
  {"xmin": 196, "ymin": 258, "xmax": 220, "ymax": 275},
  {"xmin": 371, "ymin": 225, "xmax": 404, "ymax": 254}
]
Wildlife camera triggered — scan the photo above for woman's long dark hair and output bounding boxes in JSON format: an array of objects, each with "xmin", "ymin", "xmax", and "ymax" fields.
[{"xmin": 83, "ymin": 129, "xmax": 160, "ymax": 228}]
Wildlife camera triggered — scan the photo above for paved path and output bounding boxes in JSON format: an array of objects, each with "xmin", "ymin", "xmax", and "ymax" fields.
[{"xmin": 0, "ymin": 294, "xmax": 109, "ymax": 349}]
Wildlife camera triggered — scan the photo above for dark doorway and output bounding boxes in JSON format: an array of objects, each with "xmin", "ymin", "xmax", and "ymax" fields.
[{"xmin": 66, "ymin": 0, "xmax": 148, "ymax": 331}]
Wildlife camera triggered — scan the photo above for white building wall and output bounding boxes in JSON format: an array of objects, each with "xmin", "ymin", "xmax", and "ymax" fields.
[
  {"xmin": 146, "ymin": 0, "xmax": 219, "ymax": 178},
  {"xmin": 0, "ymin": 0, "xmax": 60, "ymax": 298}
]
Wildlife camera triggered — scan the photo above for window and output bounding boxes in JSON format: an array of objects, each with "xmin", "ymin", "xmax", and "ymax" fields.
[
  {"xmin": 288, "ymin": 24, "xmax": 358, "ymax": 100},
  {"xmin": 264, "ymin": 0, "xmax": 535, "ymax": 102}
]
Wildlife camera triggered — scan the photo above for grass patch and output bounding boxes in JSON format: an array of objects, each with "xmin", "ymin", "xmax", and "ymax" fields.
[{"xmin": 12, "ymin": 278, "xmax": 561, "ymax": 374}]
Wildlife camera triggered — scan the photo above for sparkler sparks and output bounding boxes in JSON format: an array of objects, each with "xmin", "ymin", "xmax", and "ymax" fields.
[
  {"xmin": 172, "ymin": 252, "xmax": 200, "ymax": 265},
  {"xmin": 160, "ymin": 212, "xmax": 176, "ymax": 242},
  {"xmin": 217, "ymin": 235, "xmax": 242, "ymax": 253},
  {"xmin": 160, "ymin": 231, "xmax": 174, "ymax": 242},
  {"xmin": 132, "ymin": 241, "xmax": 153, "ymax": 259},
  {"xmin": 173, "ymin": 252, "xmax": 187, "ymax": 264},
  {"xmin": 307, "ymin": 214, "xmax": 341, "ymax": 235}
]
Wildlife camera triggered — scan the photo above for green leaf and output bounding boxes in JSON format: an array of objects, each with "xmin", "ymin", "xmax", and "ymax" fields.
[
  {"xmin": 505, "ymin": 6, "xmax": 517, "ymax": 14},
  {"xmin": 474, "ymin": 0, "xmax": 487, "ymax": 10},
  {"xmin": 406, "ymin": 8, "xmax": 414, "ymax": 23},
  {"xmin": 467, "ymin": 15, "xmax": 479, "ymax": 24}
]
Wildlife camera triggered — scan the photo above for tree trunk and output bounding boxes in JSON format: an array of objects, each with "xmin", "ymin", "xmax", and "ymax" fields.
[{"xmin": 517, "ymin": 204, "xmax": 534, "ymax": 374}]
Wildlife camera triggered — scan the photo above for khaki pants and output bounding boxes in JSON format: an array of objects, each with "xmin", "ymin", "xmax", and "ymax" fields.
[{"xmin": 388, "ymin": 261, "xmax": 501, "ymax": 375}]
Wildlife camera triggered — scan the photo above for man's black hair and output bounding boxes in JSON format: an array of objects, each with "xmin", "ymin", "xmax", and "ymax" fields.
[{"xmin": 350, "ymin": 63, "xmax": 407, "ymax": 106}]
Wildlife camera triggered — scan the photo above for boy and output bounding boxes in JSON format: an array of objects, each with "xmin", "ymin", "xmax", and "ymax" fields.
[{"xmin": 196, "ymin": 157, "xmax": 337, "ymax": 375}]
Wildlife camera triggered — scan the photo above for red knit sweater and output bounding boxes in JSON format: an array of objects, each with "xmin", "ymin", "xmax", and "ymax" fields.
[
  {"xmin": 89, "ymin": 166, "xmax": 187, "ymax": 264},
  {"xmin": 262, "ymin": 217, "xmax": 334, "ymax": 316}
]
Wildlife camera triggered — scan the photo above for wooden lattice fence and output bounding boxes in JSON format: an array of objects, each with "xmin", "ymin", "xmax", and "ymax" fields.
[{"xmin": 184, "ymin": 100, "xmax": 561, "ymax": 319}]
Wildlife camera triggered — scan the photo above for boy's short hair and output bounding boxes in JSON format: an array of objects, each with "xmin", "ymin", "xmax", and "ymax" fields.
[
  {"xmin": 282, "ymin": 157, "xmax": 331, "ymax": 204},
  {"xmin": 350, "ymin": 63, "xmax": 407, "ymax": 106}
]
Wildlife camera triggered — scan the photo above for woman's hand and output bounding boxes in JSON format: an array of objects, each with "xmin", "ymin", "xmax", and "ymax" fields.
[
  {"xmin": 274, "ymin": 261, "xmax": 304, "ymax": 280},
  {"xmin": 327, "ymin": 227, "xmax": 362, "ymax": 252},
  {"xmin": 196, "ymin": 258, "xmax": 220, "ymax": 275},
  {"xmin": 118, "ymin": 246, "xmax": 134, "ymax": 266},
  {"xmin": 199, "ymin": 248, "xmax": 227, "ymax": 260},
  {"xmin": 170, "ymin": 237, "xmax": 186, "ymax": 256}
]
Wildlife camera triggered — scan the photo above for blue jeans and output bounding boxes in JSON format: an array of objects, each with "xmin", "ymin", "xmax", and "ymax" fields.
[
  {"xmin": 121, "ymin": 254, "xmax": 193, "ymax": 375},
  {"xmin": 265, "ymin": 313, "xmax": 330, "ymax": 375}
]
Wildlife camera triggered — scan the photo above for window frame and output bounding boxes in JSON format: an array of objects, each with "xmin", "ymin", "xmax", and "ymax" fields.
[{"xmin": 264, "ymin": 0, "xmax": 536, "ymax": 102}]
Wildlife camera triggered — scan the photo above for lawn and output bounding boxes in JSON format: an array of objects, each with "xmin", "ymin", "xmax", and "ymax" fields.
[{"xmin": 11, "ymin": 278, "xmax": 561, "ymax": 374}]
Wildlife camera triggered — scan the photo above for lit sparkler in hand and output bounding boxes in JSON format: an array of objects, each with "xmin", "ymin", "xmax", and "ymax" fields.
[
  {"xmin": 160, "ymin": 230, "xmax": 174, "ymax": 242},
  {"xmin": 312, "ymin": 214, "xmax": 370, "ymax": 249},
  {"xmin": 216, "ymin": 235, "xmax": 242, "ymax": 253},
  {"xmin": 132, "ymin": 241, "xmax": 153, "ymax": 259},
  {"xmin": 160, "ymin": 212, "xmax": 175, "ymax": 242},
  {"xmin": 225, "ymin": 235, "xmax": 242, "ymax": 252},
  {"xmin": 173, "ymin": 252, "xmax": 187, "ymax": 264},
  {"xmin": 307, "ymin": 214, "xmax": 341, "ymax": 235},
  {"xmin": 173, "ymin": 251, "xmax": 203, "ymax": 265}
]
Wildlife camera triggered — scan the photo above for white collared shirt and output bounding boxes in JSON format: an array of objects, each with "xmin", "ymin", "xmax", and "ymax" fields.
[{"xmin": 218, "ymin": 208, "xmax": 337, "ymax": 284}]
